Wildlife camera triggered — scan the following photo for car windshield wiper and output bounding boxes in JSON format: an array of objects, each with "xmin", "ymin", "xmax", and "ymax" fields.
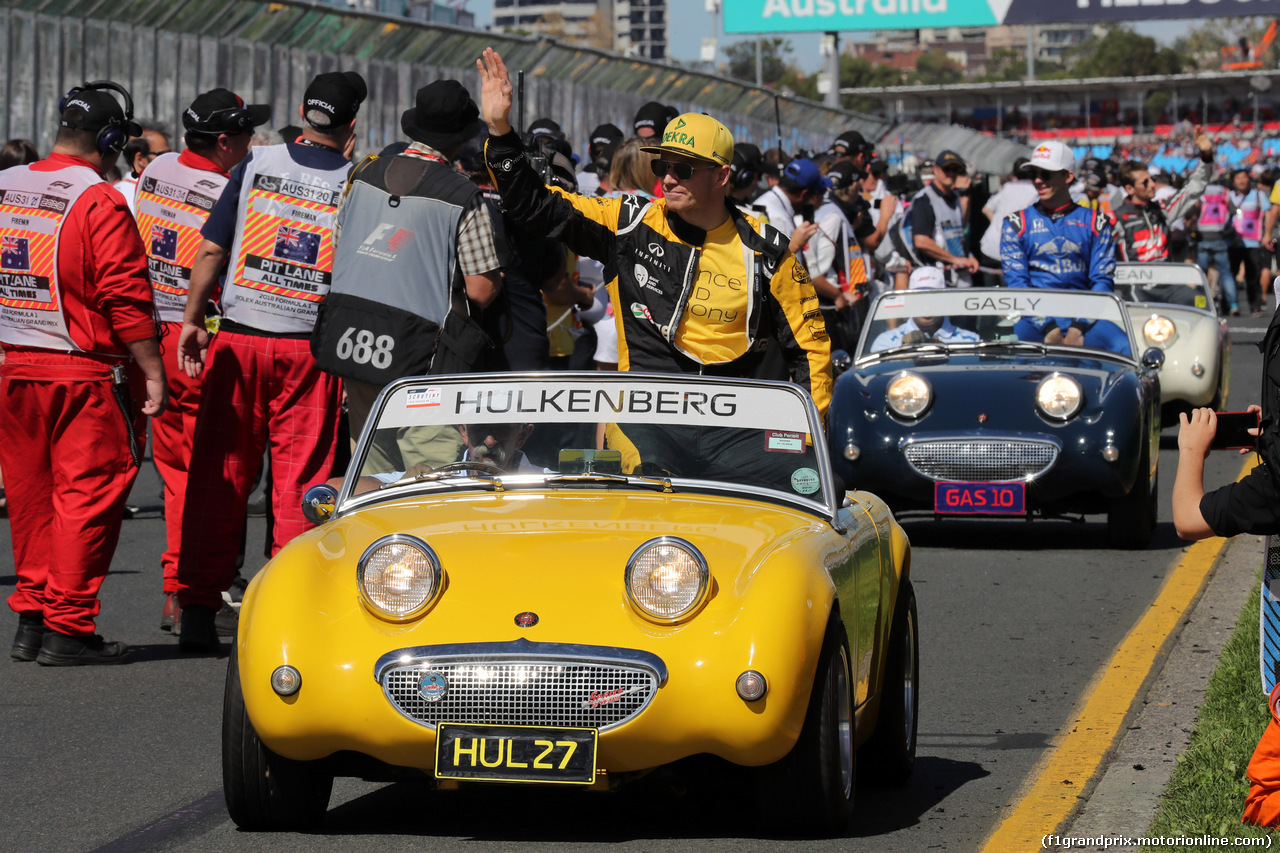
[
  {"xmin": 966, "ymin": 340, "xmax": 1048, "ymax": 355},
  {"xmin": 377, "ymin": 471, "xmax": 504, "ymax": 492},
  {"xmin": 544, "ymin": 472, "xmax": 674, "ymax": 493},
  {"xmin": 864, "ymin": 342, "xmax": 950, "ymax": 359}
]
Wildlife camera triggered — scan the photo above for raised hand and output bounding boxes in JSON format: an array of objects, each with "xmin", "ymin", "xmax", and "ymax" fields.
[{"xmin": 477, "ymin": 47, "xmax": 514, "ymax": 136}]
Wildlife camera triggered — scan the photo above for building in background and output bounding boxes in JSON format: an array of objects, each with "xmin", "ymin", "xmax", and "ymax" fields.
[
  {"xmin": 317, "ymin": 0, "xmax": 477, "ymax": 29},
  {"xmin": 492, "ymin": 0, "xmax": 667, "ymax": 60},
  {"xmin": 849, "ymin": 23, "xmax": 1104, "ymax": 80}
]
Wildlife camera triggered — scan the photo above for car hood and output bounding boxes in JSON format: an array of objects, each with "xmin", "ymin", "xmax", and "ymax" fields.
[
  {"xmin": 838, "ymin": 352, "xmax": 1140, "ymax": 432},
  {"xmin": 278, "ymin": 491, "xmax": 840, "ymax": 642}
]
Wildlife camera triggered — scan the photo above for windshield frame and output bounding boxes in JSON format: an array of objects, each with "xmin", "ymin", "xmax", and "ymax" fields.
[
  {"xmin": 336, "ymin": 372, "xmax": 841, "ymax": 524},
  {"xmin": 853, "ymin": 287, "xmax": 1140, "ymax": 365},
  {"xmin": 1112, "ymin": 262, "xmax": 1217, "ymax": 317}
]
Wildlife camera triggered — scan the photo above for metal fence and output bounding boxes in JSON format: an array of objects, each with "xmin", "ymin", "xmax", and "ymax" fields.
[
  {"xmin": 880, "ymin": 122, "xmax": 1033, "ymax": 177},
  {"xmin": 0, "ymin": 0, "xmax": 892, "ymax": 161}
]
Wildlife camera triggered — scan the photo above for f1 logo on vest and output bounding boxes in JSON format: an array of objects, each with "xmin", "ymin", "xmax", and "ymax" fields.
[{"xmin": 356, "ymin": 222, "xmax": 415, "ymax": 262}]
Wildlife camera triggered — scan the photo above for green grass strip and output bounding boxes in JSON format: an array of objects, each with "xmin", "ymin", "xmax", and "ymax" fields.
[{"xmin": 1147, "ymin": 573, "xmax": 1277, "ymax": 846}]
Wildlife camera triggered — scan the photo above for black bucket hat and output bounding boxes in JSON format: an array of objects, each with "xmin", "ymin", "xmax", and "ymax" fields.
[{"xmin": 401, "ymin": 80, "xmax": 483, "ymax": 149}]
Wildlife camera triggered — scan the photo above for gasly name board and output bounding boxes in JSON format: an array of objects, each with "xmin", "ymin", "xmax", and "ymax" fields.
[{"xmin": 723, "ymin": 0, "xmax": 1277, "ymax": 35}]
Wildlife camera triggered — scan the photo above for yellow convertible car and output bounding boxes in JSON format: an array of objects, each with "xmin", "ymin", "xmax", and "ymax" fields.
[{"xmin": 222, "ymin": 373, "xmax": 915, "ymax": 835}]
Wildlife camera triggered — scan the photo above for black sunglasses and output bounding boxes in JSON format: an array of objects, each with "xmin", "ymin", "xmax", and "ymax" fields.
[
  {"xmin": 940, "ymin": 165, "xmax": 966, "ymax": 176},
  {"xmin": 650, "ymin": 160, "xmax": 715, "ymax": 180},
  {"xmin": 1025, "ymin": 168, "xmax": 1058, "ymax": 181}
]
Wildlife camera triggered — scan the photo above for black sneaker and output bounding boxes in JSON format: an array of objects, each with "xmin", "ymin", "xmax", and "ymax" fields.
[
  {"xmin": 36, "ymin": 630, "xmax": 130, "ymax": 666},
  {"xmin": 215, "ymin": 603, "xmax": 239, "ymax": 638},
  {"xmin": 11, "ymin": 613, "xmax": 47, "ymax": 662},
  {"xmin": 178, "ymin": 605, "xmax": 222, "ymax": 654},
  {"xmin": 222, "ymin": 573, "xmax": 249, "ymax": 609}
]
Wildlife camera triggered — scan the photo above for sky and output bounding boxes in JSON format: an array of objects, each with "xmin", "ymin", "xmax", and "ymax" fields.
[{"xmin": 459, "ymin": 1, "xmax": 1195, "ymax": 73}]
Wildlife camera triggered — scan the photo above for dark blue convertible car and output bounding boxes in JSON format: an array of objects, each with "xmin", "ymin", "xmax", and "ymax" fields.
[{"xmin": 828, "ymin": 288, "xmax": 1163, "ymax": 548}]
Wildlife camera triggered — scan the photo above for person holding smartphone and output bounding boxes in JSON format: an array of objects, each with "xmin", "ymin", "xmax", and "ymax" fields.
[{"xmin": 1172, "ymin": 406, "xmax": 1274, "ymax": 539}]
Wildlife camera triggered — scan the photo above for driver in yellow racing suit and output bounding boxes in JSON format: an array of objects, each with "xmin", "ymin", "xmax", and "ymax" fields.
[{"xmin": 477, "ymin": 49, "xmax": 831, "ymax": 422}]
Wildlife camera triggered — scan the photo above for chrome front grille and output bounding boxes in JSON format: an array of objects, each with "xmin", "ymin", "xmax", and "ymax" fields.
[
  {"xmin": 377, "ymin": 641, "xmax": 664, "ymax": 732},
  {"xmin": 903, "ymin": 439, "xmax": 1058, "ymax": 482}
]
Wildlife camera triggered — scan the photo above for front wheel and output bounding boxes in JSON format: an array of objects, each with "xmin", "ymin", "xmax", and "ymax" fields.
[
  {"xmin": 222, "ymin": 644, "xmax": 333, "ymax": 830},
  {"xmin": 859, "ymin": 579, "xmax": 918, "ymax": 787},
  {"xmin": 1107, "ymin": 441, "xmax": 1156, "ymax": 549},
  {"xmin": 754, "ymin": 618, "xmax": 855, "ymax": 835}
]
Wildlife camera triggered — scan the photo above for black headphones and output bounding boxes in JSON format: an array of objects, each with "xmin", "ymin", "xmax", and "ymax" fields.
[
  {"xmin": 730, "ymin": 160, "xmax": 759, "ymax": 190},
  {"xmin": 189, "ymin": 103, "xmax": 258, "ymax": 135},
  {"xmin": 59, "ymin": 80, "xmax": 140, "ymax": 156}
]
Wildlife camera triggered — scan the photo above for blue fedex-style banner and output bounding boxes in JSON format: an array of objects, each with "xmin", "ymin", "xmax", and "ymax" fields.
[{"xmin": 723, "ymin": 0, "xmax": 1279, "ymax": 35}]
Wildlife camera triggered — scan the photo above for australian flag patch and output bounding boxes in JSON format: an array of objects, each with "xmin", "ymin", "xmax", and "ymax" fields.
[
  {"xmin": 150, "ymin": 224, "xmax": 178, "ymax": 262},
  {"xmin": 273, "ymin": 225, "xmax": 321, "ymax": 266},
  {"xmin": 1, "ymin": 235, "xmax": 30, "ymax": 271}
]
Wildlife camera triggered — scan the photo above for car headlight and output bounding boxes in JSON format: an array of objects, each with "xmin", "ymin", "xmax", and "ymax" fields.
[
  {"xmin": 1143, "ymin": 315, "xmax": 1176, "ymax": 346},
  {"xmin": 1036, "ymin": 373, "xmax": 1083, "ymax": 420},
  {"xmin": 358, "ymin": 535, "xmax": 443, "ymax": 621},
  {"xmin": 886, "ymin": 371, "xmax": 932, "ymax": 419},
  {"xmin": 625, "ymin": 537, "xmax": 709, "ymax": 623}
]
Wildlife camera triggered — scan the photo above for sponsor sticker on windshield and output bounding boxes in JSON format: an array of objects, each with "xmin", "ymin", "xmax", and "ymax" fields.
[
  {"xmin": 765, "ymin": 430, "xmax": 805, "ymax": 453},
  {"xmin": 791, "ymin": 468, "xmax": 820, "ymax": 495},
  {"xmin": 406, "ymin": 388, "xmax": 442, "ymax": 408}
]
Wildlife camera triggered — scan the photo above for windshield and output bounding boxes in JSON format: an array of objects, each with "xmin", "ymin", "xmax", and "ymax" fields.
[
  {"xmin": 856, "ymin": 288, "xmax": 1136, "ymax": 361},
  {"xmin": 346, "ymin": 374, "xmax": 831, "ymax": 512},
  {"xmin": 1112, "ymin": 263, "xmax": 1213, "ymax": 312}
]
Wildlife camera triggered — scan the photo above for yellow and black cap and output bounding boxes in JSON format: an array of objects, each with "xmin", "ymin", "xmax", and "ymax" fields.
[{"xmin": 640, "ymin": 113, "xmax": 734, "ymax": 166}]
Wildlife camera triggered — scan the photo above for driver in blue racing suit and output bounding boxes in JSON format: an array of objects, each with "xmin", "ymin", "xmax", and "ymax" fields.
[{"xmin": 999, "ymin": 141, "xmax": 1124, "ymax": 355}]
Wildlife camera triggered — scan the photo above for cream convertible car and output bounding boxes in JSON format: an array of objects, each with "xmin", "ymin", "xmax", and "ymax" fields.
[
  {"xmin": 1112, "ymin": 262, "xmax": 1231, "ymax": 421},
  {"xmin": 223, "ymin": 373, "xmax": 916, "ymax": 835}
]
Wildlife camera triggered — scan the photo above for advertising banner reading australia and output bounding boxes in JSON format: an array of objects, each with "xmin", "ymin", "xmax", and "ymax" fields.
[{"xmin": 724, "ymin": 0, "xmax": 1279, "ymax": 35}]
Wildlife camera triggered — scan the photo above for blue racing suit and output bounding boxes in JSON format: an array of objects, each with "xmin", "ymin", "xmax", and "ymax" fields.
[{"xmin": 1000, "ymin": 202, "xmax": 1125, "ymax": 354}]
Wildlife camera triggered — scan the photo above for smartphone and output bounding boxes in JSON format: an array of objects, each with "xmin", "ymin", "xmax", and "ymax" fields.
[{"xmin": 1210, "ymin": 411, "xmax": 1260, "ymax": 450}]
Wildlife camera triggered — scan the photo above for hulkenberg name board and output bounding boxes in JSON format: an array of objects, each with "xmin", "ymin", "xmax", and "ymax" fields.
[{"xmin": 724, "ymin": 0, "xmax": 1277, "ymax": 34}]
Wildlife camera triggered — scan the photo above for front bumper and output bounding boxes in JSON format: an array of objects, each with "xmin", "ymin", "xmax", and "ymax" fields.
[
  {"xmin": 838, "ymin": 429, "xmax": 1139, "ymax": 514},
  {"xmin": 239, "ymin": 619, "xmax": 821, "ymax": 775}
]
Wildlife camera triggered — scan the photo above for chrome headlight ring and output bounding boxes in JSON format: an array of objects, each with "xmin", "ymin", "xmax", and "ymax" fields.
[
  {"xmin": 1143, "ymin": 314, "xmax": 1177, "ymax": 347},
  {"xmin": 1035, "ymin": 373, "xmax": 1084, "ymax": 421},
  {"xmin": 886, "ymin": 371, "xmax": 933, "ymax": 419},
  {"xmin": 357, "ymin": 534, "xmax": 444, "ymax": 621},
  {"xmin": 625, "ymin": 537, "xmax": 710, "ymax": 624}
]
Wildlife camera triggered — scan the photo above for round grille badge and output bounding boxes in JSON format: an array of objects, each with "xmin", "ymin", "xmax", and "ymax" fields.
[
  {"xmin": 515, "ymin": 611, "xmax": 539, "ymax": 628},
  {"xmin": 418, "ymin": 672, "xmax": 448, "ymax": 702}
]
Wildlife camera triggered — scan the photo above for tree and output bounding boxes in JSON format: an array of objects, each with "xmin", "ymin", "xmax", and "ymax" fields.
[
  {"xmin": 1174, "ymin": 15, "xmax": 1274, "ymax": 70},
  {"xmin": 911, "ymin": 50, "xmax": 964, "ymax": 86},
  {"xmin": 724, "ymin": 37, "xmax": 793, "ymax": 86},
  {"xmin": 839, "ymin": 55, "xmax": 903, "ymax": 112},
  {"xmin": 1069, "ymin": 27, "xmax": 1185, "ymax": 78}
]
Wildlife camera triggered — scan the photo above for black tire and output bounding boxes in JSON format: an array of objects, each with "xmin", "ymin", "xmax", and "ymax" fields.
[
  {"xmin": 754, "ymin": 618, "xmax": 856, "ymax": 835},
  {"xmin": 222, "ymin": 643, "xmax": 333, "ymax": 830},
  {"xmin": 859, "ymin": 578, "xmax": 918, "ymax": 787},
  {"xmin": 1107, "ymin": 440, "xmax": 1155, "ymax": 549}
]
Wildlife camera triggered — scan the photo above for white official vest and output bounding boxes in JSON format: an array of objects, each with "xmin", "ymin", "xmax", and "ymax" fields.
[
  {"xmin": 0, "ymin": 164, "xmax": 101, "ymax": 351},
  {"xmin": 222, "ymin": 144, "xmax": 347, "ymax": 333},
  {"xmin": 134, "ymin": 152, "xmax": 228, "ymax": 325}
]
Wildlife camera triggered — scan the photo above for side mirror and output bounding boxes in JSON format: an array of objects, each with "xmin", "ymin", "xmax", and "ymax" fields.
[
  {"xmin": 301, "ymin": 484, "xmax": 338, "ymax": 525},
  {"xmin": 1141, "ymin": 347, "xmax": 1165, "ymax": 371},
  {"xmin": 831, "ymin": 349, "xmax": 852, "ymax": 378}
]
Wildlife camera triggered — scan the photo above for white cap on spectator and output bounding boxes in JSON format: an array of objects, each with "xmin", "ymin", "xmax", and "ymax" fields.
[
  {"xmin": 1028, "ymin": 140, "xmax": 1075, "ymax": 173},
  {"xmin": 909, "ymin": 266, "xmax": 946, "ymax": 290}
]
